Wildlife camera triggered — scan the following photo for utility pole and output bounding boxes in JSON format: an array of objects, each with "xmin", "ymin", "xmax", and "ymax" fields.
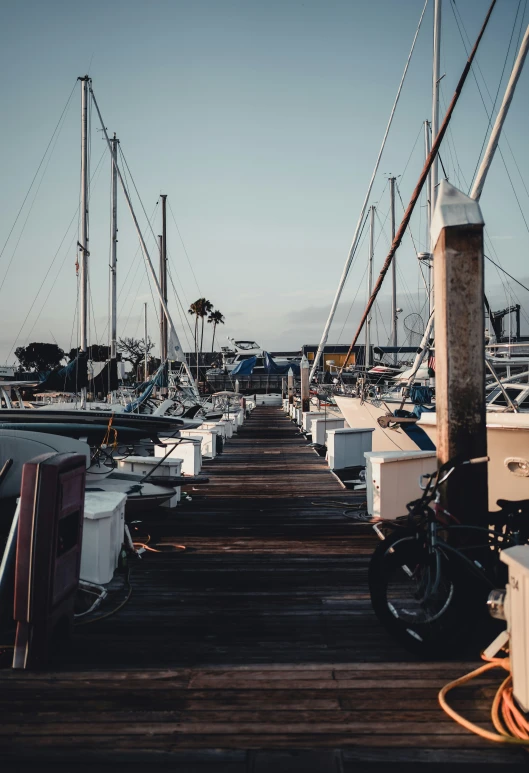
[
  {"xmin": 79, "ymin": 75, "xmax": 90, "ymax": 408},
  {"xmin": 110, "ymin": 134, "xmax": 118, "ymax": 365},
  {"xmin": 389, "ymin": 178, "xmax": 397, "ymax": 365},
  {"xmin": 365, "ymin": 206, "xmax": 375, "ymax": 369},
  {"xmin": 144, "ymin": 303, "xmax": 148, "ymax": 382}
]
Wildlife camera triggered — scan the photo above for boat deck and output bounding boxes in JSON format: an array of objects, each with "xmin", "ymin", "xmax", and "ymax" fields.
[{"xmin": 1, "ymin": 407, "xmax": 526, "ymax": 770}]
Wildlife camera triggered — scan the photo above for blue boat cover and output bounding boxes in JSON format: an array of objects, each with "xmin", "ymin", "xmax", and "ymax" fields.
[
  {"xmin": 231, "ymin": 356, "xmax": 257, "ymax": 375},
  {"xmin": 38, "ymin": 352, "xmax": 88, "ymax": 392},
  {"xmin": 124, "ymin": 361, "xmax": 167, "ymax": 413},
  {"xmin": 264, "ymin": 352, "xmax": 300, "ymax": 376}
]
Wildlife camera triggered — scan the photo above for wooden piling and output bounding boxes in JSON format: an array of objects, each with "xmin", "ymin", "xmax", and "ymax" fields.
[
  {"xmin": 300, "ymin": 356, "xmax": 310, "ymax": 413},
  {"xmin": 432, "ymin": 181, "xmax": 488, "ymax": 525},
  {"xmin": 287, "ymin": 368, "xmax": 294, "ymax": 406}
]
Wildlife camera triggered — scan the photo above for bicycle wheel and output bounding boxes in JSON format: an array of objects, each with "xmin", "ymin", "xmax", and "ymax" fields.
[{"xmin": 368, "ymin": 528, "xmax": 465, "ymax": 655}]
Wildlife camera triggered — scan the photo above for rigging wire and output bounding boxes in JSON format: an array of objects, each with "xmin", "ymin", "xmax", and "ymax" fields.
[
  {"xmin": 467, "ymin": 0, "xmax": 523, "ymax": 192},
  {"xmin": 7, "ymin": 146, "xmax": 108, "ymax": 363},
  {"xmin": 485, "ymin": 255, "xmax": 529, "ymax": 295},
  {"xmin": 0, "ymin": 80, "xmax": 77, "ymax": 277},
  {"xmin": 450, "ymin": 0, "xmax": 529, "ymax": 236},
  {"xmin": 167, "ymin": 199, "xmax": 202, "ymax": 296}
]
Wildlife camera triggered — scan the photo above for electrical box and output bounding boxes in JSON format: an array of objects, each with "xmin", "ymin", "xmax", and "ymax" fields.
[
  {"xmin": 501, "ymin": 545, "xmax": 529, "ymax": 713},
  {"xmin": 13, "ymin": 452, "xmax": 86, "ymax": 669}
]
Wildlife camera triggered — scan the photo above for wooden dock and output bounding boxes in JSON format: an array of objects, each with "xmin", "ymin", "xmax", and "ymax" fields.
[{"xmin": 0, "ymin": 407, "xmax": 526, "ymax": 770}]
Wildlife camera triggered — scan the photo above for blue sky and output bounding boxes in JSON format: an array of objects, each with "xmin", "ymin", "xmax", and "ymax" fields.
[{"xmin": 0, "ymin": 0, "xmax": 528, "ymax": 363}]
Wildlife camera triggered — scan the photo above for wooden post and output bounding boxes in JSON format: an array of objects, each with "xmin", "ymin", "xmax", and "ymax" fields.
[
  {"xmin": 301, "ymin": 356, "xmax": 310, "ymax": 413},
  {"xmin": 432, "ymin": 180, "xmax": 487, "ymax": 525},
  {"xmin": 287, "ymin": 368, "xmax": 294, "ymax": 406},
  {"xmin": 281, "ymin": 377, "xmax": 286, "ymax": 399}
]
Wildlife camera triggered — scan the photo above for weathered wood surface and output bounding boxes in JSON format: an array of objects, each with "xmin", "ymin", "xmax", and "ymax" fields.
[{"xmin": 0, "ymin": 407, "xmax": 525, "ymax": 769}]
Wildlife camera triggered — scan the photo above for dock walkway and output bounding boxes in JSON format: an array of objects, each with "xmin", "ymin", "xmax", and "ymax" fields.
[{"xmin": 1, "ymin": 407, "xmax": 526, "ymax": 769}]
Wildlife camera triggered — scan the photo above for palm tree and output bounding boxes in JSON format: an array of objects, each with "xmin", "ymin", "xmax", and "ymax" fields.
[
  {"xmin": 208, "ymin": 310, "xmax": 225, "ymax": 352},
  {"xmin": 188, "ymin": 298, "xmax": 213, "ymax": 380},
  {"xmin": 199, "ymin": 299, "xmax": 213, "ymax": 356}
]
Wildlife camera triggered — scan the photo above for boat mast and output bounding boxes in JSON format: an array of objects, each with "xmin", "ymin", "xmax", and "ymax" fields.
[
  {"xmin": 79, "ymin": 75, "xmax": 90, "ymax": 408},
  {"xmin": 365, "ymin": 206, "xmax": 375, "ymax": 369},
  {"xmin": 160, "ymin": 194, "xmax": 168, "ymax": 364},
  {"xmin": 110, "ymin": 133, "xmax": 118, "ymax": 366},
  {"xmin": 389, "ymin": 177, "xmax": 397, "ymax": 364},
  {"xmin": 89, "ymin": 85, "xmax": 201, "ymax": 400},
  {"xmin": 431, "ymin": 0, "xmax": 442, "ymax": 219},
  {"xmin": 338, "ymin": 0, "xmax": 498, "ymax": 373},
  {"xmin": 144, "ymin": 303, "xmax": 148, "ymax": 381},
  {"xmin": 470, "ymin": 24, "xmax": 529, "ymax": 200},
  {"xmin": 308, "ymin": 0, "xmax": 428, "ymax": 382}
]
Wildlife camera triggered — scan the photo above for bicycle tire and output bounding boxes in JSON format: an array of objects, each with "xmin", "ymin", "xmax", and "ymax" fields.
[{"xmin": 368, "ymin": 528, "xmax": 469, "ymax": 656}]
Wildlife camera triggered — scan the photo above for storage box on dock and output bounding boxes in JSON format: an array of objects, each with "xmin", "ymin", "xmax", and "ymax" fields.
[
  {"xmin": 81, "ymin": 491, "xmax": 127, "ymax": 585},
  {"xmin": 326, "ymin": 427, "xmax": 374, "ymax": 470},
  {"xmin": 180, "ymin": 428, "xmax": 217, "ymax": 459},
  {"xmin": 155, "ymin": 437, "xmax": 202, "ymax": 476},
  {"xmin": 117, "ymin": 455, "xmax": 183, "ymax": 505},
  {"xmin": 311, "ymin": 417, "xmax": 345, "ymax": 446},
  {"xmin": 365, "ymin": 450, "xmax": 436, "ymax": 520},
  {"xmin": 302, "ymin": 411, "xmax": 329, "ymax": 433}
]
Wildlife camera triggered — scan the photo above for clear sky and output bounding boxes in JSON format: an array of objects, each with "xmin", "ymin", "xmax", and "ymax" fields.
[{"xmin": 0, "ymin": 0, "xmax": 528, "ymax": 364}]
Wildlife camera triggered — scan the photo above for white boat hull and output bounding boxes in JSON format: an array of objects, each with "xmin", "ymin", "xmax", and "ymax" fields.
[{"xmin": 334, "ymin": 395, "xmax": 422, "ymax": 452}]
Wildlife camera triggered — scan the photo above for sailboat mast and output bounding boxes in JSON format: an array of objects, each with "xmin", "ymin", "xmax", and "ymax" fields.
[
  {"xmin": 431, "ymin": 0, "xmax": 442, "ymax": 217},
  {"xmin": 79, "ymin": 75, "xmax": 90, "ymax": 408},
  {"xmin": 160, "ymin": 194, "xmax": 168, "ymax": 363},
  {"xmin": 389, "ymin": 177, "xmax": 397, "ymax": 364},
  {"xmin": 365, "ymin": 206, "xmax": 375, "ymax": 369},
  {"xmin": 89, "ymin": 85, "xmax": 201, "ymax": 400},
  {"xmin": 144, "ymin": 303, "xmax": 148, "ymax": 381},
  {"xmin": 423, "ymin": 120, "xmax": 433, "ymax": 315},
  {"xmin": 110, "ymin": 133, "xmax": 118, "ymax": 362}
]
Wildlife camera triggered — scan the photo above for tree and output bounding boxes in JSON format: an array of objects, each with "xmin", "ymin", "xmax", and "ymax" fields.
[
  {"xmin": 117, "ymin": 337, "xmax": 155, "ymax": 379},
  {"xmin": 208, "ymin": 309, "xmax": 225, "ymax": 352},
  {"xmin": 15, "ymin": 342, "xmax": 65, "ymax": 373},
  {"xmin": 68, "ymin": 345, "xmax": 112, "ymax": 362},
  {"xmin": 188, "ymin": 298, "xmax": 213, "ymax": 379}
]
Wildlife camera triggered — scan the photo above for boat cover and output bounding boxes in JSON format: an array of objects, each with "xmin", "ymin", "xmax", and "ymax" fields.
[
  {"xmin": 231, "ymin": 356, "xmax": 257, "ymax": 375},
  {"xmin": 264, "ymin": 352, "xmax": 300, "ymax": 376}
]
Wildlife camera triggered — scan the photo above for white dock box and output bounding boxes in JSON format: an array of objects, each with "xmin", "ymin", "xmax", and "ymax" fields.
[
  {"xmin": 326, "ymin": 428, "xmax": 374, "ymax": 470},
  {"xmin": 218, "ymin": 419, "xmax": 233, "ymax": 439},
  {"xmin": 222, "ymin": 414, "xmax": 239, "ymax": 433},
  {"xmin": 201, "ymin": 421, "xmax": 227, "ymax": 441},
  {"xmin": 117, "ymin": 455, "xmax": 183, "ymax": 505},
  {"xmin": 302, "ymin": 411, "xmax": 329, "ymax": 433},
  {"xmin": 311, "ymin": 417, "xmax": 345, "ymax": 446},
  {"xmin": 81, "ymin": 491, "xmax": 127, "ymax": 585},
  {"xmin": 155, "ymin": 437, "xmax": 202, "ymax": 476},
  {"xmin": 365, "ymin": 450, "xmax": 436, "ymax": 520},
  {"xmin": 180, "ymin": 428, "xmax": 217, "ymax": 459}
]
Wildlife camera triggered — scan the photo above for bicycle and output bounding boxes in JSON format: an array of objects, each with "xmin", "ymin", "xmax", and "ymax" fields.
[{"xmin": 368, "ymin": 455, "xmax": 529, "ymax": 656}]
